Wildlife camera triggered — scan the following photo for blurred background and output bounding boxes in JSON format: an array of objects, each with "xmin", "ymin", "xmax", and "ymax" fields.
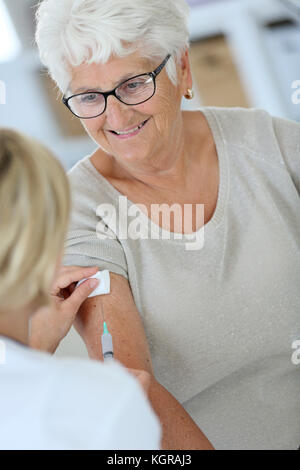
[
  {"xmin": 1, "ymin": 0, "xmax": 300, "ymax": 356},
  {"xmin": 1, "ymin": 0, "xmax": 300, "ymax": 171}
]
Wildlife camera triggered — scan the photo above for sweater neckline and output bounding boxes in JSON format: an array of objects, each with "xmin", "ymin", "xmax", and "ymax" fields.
[{"xmin": 83, "ymin": 106, "xmax": 229, "ymax": 240}]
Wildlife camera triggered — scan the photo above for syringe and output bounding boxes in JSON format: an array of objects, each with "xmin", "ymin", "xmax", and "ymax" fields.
[
  {"xmin": 77, "ymin": 271, "xmax": 113, "ymax": 361},
  {"xmin": 101, "ymin": 321, "xmax": 114, "ymax": 362}
]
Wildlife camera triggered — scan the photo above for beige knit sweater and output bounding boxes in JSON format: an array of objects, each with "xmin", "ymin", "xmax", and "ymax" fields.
[{"xmin": 64, "ymin": 107, "xmax": 300, "ymax": 450}]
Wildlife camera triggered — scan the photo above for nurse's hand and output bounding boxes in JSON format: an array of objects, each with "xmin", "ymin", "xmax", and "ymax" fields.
[
  {"xmin": 29, "ymin": 266, "xmax": 100, "ymax": 354},
  {"xmin": 127, "ymin": 368, "xmax": 151, "ymax": 395}
]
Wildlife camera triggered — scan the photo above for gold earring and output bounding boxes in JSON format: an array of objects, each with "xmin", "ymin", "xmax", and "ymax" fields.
[{"xmin": 184, "ymin": 88, "xmax": 194, "ymax": 100}]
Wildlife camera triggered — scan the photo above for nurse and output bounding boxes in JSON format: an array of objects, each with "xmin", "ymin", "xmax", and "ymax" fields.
[{"xmin": 0, "ymin": 129, "xmax": 161, "ymax": 450}]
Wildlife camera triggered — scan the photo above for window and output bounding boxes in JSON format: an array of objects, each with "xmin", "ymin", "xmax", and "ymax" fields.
[{"xmin": 0, "ymin": 0, "xmax": 21, "ymax": 63}]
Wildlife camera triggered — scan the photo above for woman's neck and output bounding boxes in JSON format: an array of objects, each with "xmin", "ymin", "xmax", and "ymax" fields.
[
  {"xmin": 110, "ymin": 121, "xmax": 199, "ymax": 193},
  {"xmin": 94, "ymin": 110, "xmax": 209, "ymax": 195}
]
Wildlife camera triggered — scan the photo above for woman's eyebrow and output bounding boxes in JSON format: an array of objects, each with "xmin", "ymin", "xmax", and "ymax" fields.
[{"xmin": 72, "ymin": 70, "xmax": 145, "ymax": 95}]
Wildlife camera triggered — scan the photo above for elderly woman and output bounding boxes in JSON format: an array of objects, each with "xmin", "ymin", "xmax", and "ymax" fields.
[{"xmin": 36, "ymin": 0, "xmax": 300, "ymax": 450}]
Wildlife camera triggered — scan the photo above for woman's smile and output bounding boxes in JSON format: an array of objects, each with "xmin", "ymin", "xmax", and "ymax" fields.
[{"xmin": 107, "ymin": 117, "xmax": 151, "ymax": 140}]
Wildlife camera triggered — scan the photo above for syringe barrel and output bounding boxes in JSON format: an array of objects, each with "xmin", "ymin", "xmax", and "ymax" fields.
[
  {"xmin": 101, "ymin": 332, "xmax": 114, "ymax": 360},
  {"xmin": 103, "ymin": 353, "xmax": 114, "ymax": 362}
]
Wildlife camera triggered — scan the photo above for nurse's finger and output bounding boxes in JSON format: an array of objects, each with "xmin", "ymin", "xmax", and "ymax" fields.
[
  {"xmin": 69, "ymin": 282, "xmax": 77, "ymax": 294},
  {"xmin": 63, "ymin": 278, "xmax": 100, "ymax": 313},
  {"xmin": 51, "ymin": 266, "xmax": 99, "ymax": 295},
  {"xmin": 127, "ymin": 369, "xmax": 151, "ymax": 394}
]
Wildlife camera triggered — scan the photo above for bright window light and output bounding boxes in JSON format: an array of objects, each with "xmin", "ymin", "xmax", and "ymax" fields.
[{"xmin": 0, "ymin": 0, "xmax": 21, "ymax": 62}]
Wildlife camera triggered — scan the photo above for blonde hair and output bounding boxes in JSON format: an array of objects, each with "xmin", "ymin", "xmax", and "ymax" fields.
[{"xmin": 0, "ymin": 129, "xmax": 70, "ymax": 312}]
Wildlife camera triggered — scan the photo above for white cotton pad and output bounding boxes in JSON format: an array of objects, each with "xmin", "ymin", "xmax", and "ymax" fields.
[{"xmin": 76, "ymin": 270, "xmax": 111, "ymax": 297}]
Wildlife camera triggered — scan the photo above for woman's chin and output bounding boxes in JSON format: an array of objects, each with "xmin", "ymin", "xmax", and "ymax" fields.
[
  {"xmin": 116, "ymin": 149, "xmax": 148, "ymax": 165},
  {"xmin": 110, "ymin": 140, "xmax": 151, "ymax": 164}
]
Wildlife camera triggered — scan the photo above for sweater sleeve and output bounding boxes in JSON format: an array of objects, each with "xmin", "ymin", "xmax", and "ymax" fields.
[{"xmin": 63, "ymin": 162, "xmax": 128, "ymax": 279}]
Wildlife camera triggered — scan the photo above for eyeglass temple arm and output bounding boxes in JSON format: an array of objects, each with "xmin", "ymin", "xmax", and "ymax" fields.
[{"xmin": 152, "ymin": 54, "xmax": 171, "ymax": 78}]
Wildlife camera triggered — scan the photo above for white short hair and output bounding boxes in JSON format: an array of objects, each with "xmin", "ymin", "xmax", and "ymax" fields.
[{"xmin": 35, "ymin": 0, "xmax": 191, "ymax": 93}]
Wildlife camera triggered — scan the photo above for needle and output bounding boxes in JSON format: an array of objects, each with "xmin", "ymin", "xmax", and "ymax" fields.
[{"xmin": 100, "ymin": 297, "xmax": 105, "ymax": 322}]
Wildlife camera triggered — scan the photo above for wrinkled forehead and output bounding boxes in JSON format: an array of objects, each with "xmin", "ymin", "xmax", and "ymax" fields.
[{"xmin": 67, "ymin": 52, "xmax": 155, "ymax": 95}]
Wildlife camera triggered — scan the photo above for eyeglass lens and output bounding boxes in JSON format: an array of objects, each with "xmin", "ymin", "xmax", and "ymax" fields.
[{"xmin": 68, "ymin": 75, "xmax": 154, "ymax": 118}]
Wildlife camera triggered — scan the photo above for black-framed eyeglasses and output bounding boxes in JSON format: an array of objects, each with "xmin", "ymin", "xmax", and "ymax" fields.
[{"xmin": 62, "ymin": 54, "xmax": 171, "ymax": 119}]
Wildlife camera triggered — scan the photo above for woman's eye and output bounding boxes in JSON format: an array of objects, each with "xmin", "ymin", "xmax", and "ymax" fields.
[
  {"xmin": 124, "ymin": 81, "xmax": 144, "ymax": 92},
  {"xmin": 81, "ymin": 93, "xmax": 98, "ymax": 103},
  {"xmin": 127, "ymin": 82, "xmax": 140, "ymax": 89}
]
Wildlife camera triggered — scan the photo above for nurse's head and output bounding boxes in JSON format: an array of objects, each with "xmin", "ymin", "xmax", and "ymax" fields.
[
  {"xmin": 35, "ymin": 0, "xmax": 193, "ymax": 166},
  {"xmin": 0, "ymin": 130, "xmax": 70, "ymax": 313}
]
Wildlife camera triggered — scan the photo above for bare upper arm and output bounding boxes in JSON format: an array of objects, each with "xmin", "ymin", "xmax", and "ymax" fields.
[{"xmin": 74, "ymin": 273, "xmax": 154, "ymax": 374}]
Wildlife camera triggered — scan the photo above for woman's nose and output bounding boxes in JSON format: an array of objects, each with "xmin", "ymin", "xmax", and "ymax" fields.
[{"xmin": 104, "ymin": 95, "xmax": 132, "ymax": 130}]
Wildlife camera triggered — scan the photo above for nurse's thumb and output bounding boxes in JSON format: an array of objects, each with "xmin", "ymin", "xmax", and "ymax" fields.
[{"xmin": 65, "ymin": 278, "xmax": 100, "ymax": 313}]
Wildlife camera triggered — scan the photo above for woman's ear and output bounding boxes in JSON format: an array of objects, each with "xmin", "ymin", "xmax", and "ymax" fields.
[{"xmin": 179, "ymin": 49, "xmax": 193, "ymax": 95}]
